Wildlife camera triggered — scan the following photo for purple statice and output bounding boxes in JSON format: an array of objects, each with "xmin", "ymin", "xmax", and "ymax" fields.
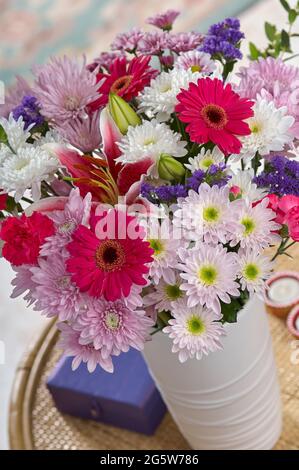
[
  {"xmin": 141, "ymin": 164, "xmax": 230, "ymax": 204},
  {"xmin": 12, "ymin": 95, "xmax": 45, "ymax": 129},
  {"xmin": 200, "ymin": 17, "xmax": 244, "ymax": 60},
  {"xmin": 254, "ymin": 156, "xmax": 299, "ymax": 196},
  {"xmin": 187, "ymin": 163, "xmax": 230, "ymax": 192},
  {"xmin": 166, "ymin": 32, "xmax": 203, "ymax": 53},
  {"xmin": 146, "ymin": 10, "xmax": 180, "ymax": 31},
  {"xmin": 111, "ymin": 28, "xmax": 144, "ymax": 53},
  {"xmin": 141, "ymin": 182, "xmax": 188, "ymax": 204}
]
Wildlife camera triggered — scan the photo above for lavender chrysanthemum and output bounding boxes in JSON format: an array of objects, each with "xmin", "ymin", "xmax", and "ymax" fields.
[
  {"xmin": 146, "ymin": 10, "xmax": 180, "ymax": 31},
  {"xmin": 31, "ymin": 255, "xmax": 87, "ymax": 321},
  {"xmin": 57, "ymin": 110, "xmax": 101, "ymax": 153},
  {"xmin": 40, "ymin": 188, "xmax": 91, "ymax": 257},
  {"xmin": 254, "ymin": 156, "xmax": 299, "ymax": 197},
  {"xmin": 166, "ymin": 32, "xmax": 203, "ymax": 53},
  {"xmin": 10, "ymin": 264, "xmax": 36, "ymax": 305},
  {"xmin": 237, "ymin": 57, "xmax": 299, "ymax": 137},
  {"xmin": 201, "ymin": 17, "xmax": 244, "ymax": 60},
  {"xmin": 12, "ymin": 95, "xmax": 44, "ymax": 130},
  {"xmin": 57, "ymin": 322, "xmax": 113, "ymax": 373},
  {"xmin": 138, "ymin": 31, "xmax": 169, "ymax": 55},
  {"xmin": 76, "ymin": 298, "xmax": 154, "ymax": 372},
  {"xmin": 88, "ymin": 51, "xmax": 125, "ymax": 72},
  {"xmin": 111, "ymin": 27, "xmax": 144, "ymax": 52},
  {"xmin": 164, "ymin": 299, "xmax": 225, "ymax": 362},
  {"xmin": 33, "ymin": 56, "xmax": 99, "ymax": 124}
]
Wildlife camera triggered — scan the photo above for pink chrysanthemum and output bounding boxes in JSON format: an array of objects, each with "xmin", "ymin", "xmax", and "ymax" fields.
[
  {"xmin": 33, "ymin": 56, "xmax": 99, "ymax": 124},
  {"xmin": 237, "ymin": 57, "xmax": 299, "ymax": 137},
  {"xmin": 177, "ymin": 243, "xmax": 240, "ymax": 316},
  {"xmin": 174, "ymin": 51, "xmax": 216, "ymax": 74},
  {"xmin": 163, "ymin": 299, "xmax": 225, "ymax": 362},
  {"xmin": 57, "ymin": 110, "xmax": 101, "ymax": 153},
  {"xmin": 175, "ymin": 77, "xmax": 254, "ymax": 155},
  {"xmin": 0, "ymin": 76, "xmax": 32, "ymax": 118},
  {"xmin": 111, "ymin": 28, "xmax": 144, "ymax": 53},
  {"xmin": 76, "ymin": 298, "xmax": 154, "ymax": 371},
  {"xmin": 88, "ymin": 51, "xmax": 125, "ymax": 72},
  {"xmin": 89, "ymin": 56, "xmax": 157, "ymax": 110},
  {"xmin": 31, "ymin": 255, "xmax": 87, "ymax": 321},
  {"xmin": 66, "ymin": 209, "xmax": 154, "ymax": 301},
  {"xmin": 41, "ymin": 188, "xmax": 91, "ymax": 257},
  {"xmin": 11, "ymin": 264, "xmax": 36, "ymax": 305},
  {"xmin": 166, "ymin": 32, "xmax": 203, "ymax": 53},
  {"xmin": 137, "ymin": 31, "xmax": 169, "ymax": 55},
  {"xmin": 0, "ymin": 212, "xmax": 55, "ymax": 266},
  {"xmin": 146, "ymin": 10, "xmax": 180, "ymax": 31},
  {"xmin": 57, "ymin": 322, "xmax": 113, "ymax": 373}
]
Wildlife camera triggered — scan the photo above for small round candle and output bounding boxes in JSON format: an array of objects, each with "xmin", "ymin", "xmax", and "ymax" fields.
[
  {"xmin": 268, "ymin": 277, "xmax": 299, "ymax": 303},
  {"xmin": 287, "ymin": 306, "xmax": 299, "ymax": 339},
  {"xmin": 265, "ymin": 271, "xmax": 299, "ymax": 318}
]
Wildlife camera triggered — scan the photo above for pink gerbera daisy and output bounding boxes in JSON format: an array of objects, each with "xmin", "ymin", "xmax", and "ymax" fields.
[
  {"xmin": 89, "ymin": 56, "xmax": 158, "ymax": 110},
  {"xmin": 175, "ymin": 77, "xmax": 254, "ymax": 155},
  {"xmin": 66, "ymin": 209, "xmax": 154, "ymax": 301}
]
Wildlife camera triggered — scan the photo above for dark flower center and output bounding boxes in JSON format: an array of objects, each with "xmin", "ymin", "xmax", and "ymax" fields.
[
  {"xmin": 201, "ymin": 104, "xmax": 228, "ymax": 130},
  {"xmin": 110, "ymin": 75, "xmax": 133, "ymax": 94},
  {"xmin": 95, "ymin": 240, "xmax": 126, "ymax": 272}
]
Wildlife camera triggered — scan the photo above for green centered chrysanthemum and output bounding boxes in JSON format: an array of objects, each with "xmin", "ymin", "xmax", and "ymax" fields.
[
  {"xmin": 149, "ymin": 238, "xmax": 165, "ymax": 256},
  {"xmin": 198, "ymin": 264, "xmax": 218, "ymax": 285},
  {"xmin": 203, "ymin": 205, "xmax": 220, "ymax": 223},
  {"xmin": 241, "ymin": 216, "xmax": 256, "ymax": 236},
  {"xmin": 243, "ymin": 263, "xmax": 260, "ymax": 281},
  {"xmin": 165, "ymin": 283, "xmax": 183, "ymax": 301},
  {"xmin": 186, "ymin": 314, "xmax": 206, "ymax": 335},
  {"xmin": 104, "ymin": 311, "xmax": 121, "ymax": 331}
]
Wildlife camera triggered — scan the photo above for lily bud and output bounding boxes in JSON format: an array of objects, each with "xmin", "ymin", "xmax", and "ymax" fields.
[
  {"xmin": 158, "ymin": 154, "xmax": 185, "ymax": 182},
  {"xmin": 108, "ymin": 93, "xmax": 141, "ymax": 134}
]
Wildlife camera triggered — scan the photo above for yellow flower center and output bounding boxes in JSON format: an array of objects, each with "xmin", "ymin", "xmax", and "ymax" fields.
[
  {"xmin": 198, "ymin": 265, "xmax": 218, "ymax": 285},
  {"xmin": 187, "ymin": 314, "xmax": 206, "ymax": 335}
]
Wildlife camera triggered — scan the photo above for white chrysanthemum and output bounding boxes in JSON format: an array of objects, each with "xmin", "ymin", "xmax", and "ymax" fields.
[
  {"xmin": 173, "ymin": 183, "xmax": 240, "ymax": 244},
  {"xmin": 148, "ymin": 236, "xmax": 182, "ymax": 285},
  {"xmin": 0, "ymin": 145, "xmax": 59, "ymax": 201},
  {"xmin": 116, "ymin": 119, "xmax": 187, "ymax": 166},
  {"xmin": 237, "ymin": 249, "xmax": 273, "ymax": 298},
  {"xmin": 230, "ymin": 197, "xmax": 281, "ymax": 251},
  {"xmin": 143, "ymin": 273, "xmax": 184, "ymax": 313},
  {"xmin": 174, "ymin": 51, "xmax": 216, "ymax": 75},
  {"xmin": 138, "ymin": 69, "xmax": 200, "ymax": 121},
  {"xmin": 163, "ymin": 299, "xmax": 225, "ymax": 362},
  {"xmin": 177, "ymin": 244, "xmax": 240, "ymax": 316},
  {"xmin": 228, "ymin": 169, "xmax": 267, "ymax": 202},
  {"xmin": 185, "ymin": 146, "xmax": 224, "ymax": 172},
  {"xmin": 0, "ymin": 114, "xmax": 33, "ymax": 152},
  {"xmin": 234, "ymin": 97, "xmax": 295, "ymax": 162}
]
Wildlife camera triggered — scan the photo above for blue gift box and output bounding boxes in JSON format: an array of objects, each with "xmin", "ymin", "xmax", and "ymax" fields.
[{"xmin": 47, "ymin": 349, "xmax": 167, "ymax": 435}]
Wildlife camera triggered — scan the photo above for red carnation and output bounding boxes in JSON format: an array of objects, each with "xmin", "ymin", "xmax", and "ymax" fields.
[{"xmin": 0, "ymin": 212, "xmax": 55, "ymax": 266}]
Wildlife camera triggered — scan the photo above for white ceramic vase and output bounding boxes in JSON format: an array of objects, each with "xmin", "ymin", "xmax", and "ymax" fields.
[{"xmin": 143, "ymin": 296, "xmax": 282, "ymax": 450}]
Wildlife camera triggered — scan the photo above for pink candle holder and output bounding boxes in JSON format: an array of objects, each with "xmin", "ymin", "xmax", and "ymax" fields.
[
  {"xmin": 287, "ymin": 305, "xmax": 299, "ymax": 339},
  {"xmin": 265, "ymin": 271, "xmax": 299, "ymax": 318}
]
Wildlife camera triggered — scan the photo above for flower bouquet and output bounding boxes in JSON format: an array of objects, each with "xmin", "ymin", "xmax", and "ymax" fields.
[{"xmin": 1, "ymin": 2, "xmax": 299, "ymax": 450}]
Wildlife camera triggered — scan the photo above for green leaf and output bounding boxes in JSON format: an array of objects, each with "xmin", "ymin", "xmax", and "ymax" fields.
[
  {"xmin": 280, "ymin": 0, "xmax": 291, "ymax": 12},
  {"xmin": 288, "ymin": 9, "xmax": 297, "ymax": 23},
  {"xmin": 265, "ymin": 22, "xmax": 276, "ymax": 41},
  {"xmin": 0, "ymin": 124, "xmax": 8, "ymax": 145},
  {"xmin": 220, "ymin": 299, "xmax": 241, "ymax": 324},
  {"xmin": 281, "ymin": 29, "xmax": 290, "ymax": 49},
  {"xmin": 249, "ymin": 42, "xmax": 260, "ymax": 60}
]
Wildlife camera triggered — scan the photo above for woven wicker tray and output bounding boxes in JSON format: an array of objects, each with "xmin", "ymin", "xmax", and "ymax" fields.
[{"xmin": 8, "ymin": 248, "xmax": 299, "ymax": 450}]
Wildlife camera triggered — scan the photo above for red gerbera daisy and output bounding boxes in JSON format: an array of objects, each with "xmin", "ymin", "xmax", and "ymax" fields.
[
  {"xmin": 175, "ymin": 77, "xmax": 254, "ymax": 155},
  {"xmin": 66, "ymin": 209, "xmax": 154, "ymax": 301},
  {"xmin": 89, "ymin": 56, "xmax": 158, "ymax": 111}
]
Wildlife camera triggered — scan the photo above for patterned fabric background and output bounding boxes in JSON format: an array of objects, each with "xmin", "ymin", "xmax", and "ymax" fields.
[{"xmin": 0, "ymin": 0, "xmax": 258, "ymax": 85}]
